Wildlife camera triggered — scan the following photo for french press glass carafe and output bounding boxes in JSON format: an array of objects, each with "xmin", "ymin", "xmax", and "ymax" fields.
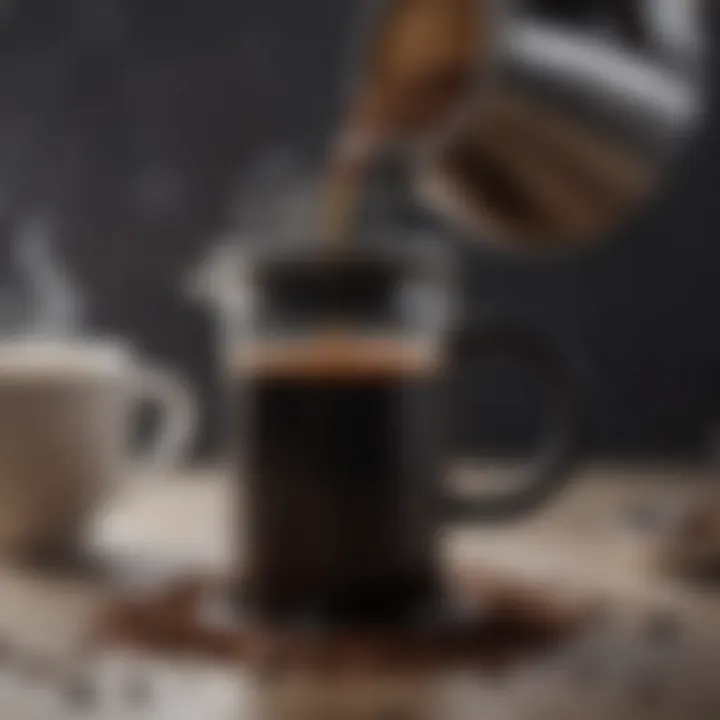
[{"xmin": 219, "ymin": 239, "xmax": 584, "ymax": 625}]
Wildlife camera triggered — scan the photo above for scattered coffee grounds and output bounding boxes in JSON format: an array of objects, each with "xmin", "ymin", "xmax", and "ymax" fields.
[
  {"xmin": 95, "ymin": 577, "xmax": 243, "ymax": 663},
  {"xmin": 95, "ymin": 569, "xmax": 592, "ymax": 675},
  {"xmin": 656, "ymin": 495, "xmax": 720, "ymax": 584}
]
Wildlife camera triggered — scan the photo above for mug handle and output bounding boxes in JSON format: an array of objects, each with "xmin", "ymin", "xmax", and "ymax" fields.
[
  {"xmin": 445, "ymin": 315, "xmax": 586, "ymax": 522},
  {"xmin": 132, "ymin": 363, "xmax": 198, "ymax": 469}
]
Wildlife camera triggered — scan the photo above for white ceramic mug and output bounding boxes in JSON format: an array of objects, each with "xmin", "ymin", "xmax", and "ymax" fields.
[{"xmin": 0, "ymin": 339, "xmax": 197, "ymax": 562}]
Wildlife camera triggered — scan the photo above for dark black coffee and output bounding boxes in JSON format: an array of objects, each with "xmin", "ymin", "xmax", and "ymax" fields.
[{"xmin": 233, "ymin": 335, "xmax": 445, "ymax": 625}]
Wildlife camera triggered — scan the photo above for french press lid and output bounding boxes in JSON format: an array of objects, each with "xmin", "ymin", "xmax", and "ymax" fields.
[{"xmin": 242, "ymin": 241, "xmax": 454, "ymax": 329}]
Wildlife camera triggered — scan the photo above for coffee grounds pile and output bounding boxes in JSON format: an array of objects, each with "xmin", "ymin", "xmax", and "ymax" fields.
[{"xmin": 94, "ymin": 570, "xmax": 592, "ymax": 675}]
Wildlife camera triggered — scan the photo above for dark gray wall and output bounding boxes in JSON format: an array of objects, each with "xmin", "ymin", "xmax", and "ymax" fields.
[{"xmin": 0, "ymin": 0, "xmax": 717, "ymax": 459}]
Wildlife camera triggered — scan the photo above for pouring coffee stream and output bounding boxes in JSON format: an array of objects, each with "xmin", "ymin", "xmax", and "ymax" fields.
[{"xmin": 321, "ymin": 0, "xmax": 489, "ymax": 250}]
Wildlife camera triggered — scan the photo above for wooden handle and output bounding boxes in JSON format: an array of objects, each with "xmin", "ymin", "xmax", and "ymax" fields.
[
  {"xmin": 322, "ymin": 156, "xmax": 366, "ymax": 250},
  {"xmin": 321, "ymin": 121, "xmax": 384, "ymax": 250}
]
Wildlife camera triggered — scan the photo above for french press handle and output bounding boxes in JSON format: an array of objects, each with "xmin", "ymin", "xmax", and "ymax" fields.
[{"xmin": 445, "ymin": 315, "xmax": 586, "ymax": 522}]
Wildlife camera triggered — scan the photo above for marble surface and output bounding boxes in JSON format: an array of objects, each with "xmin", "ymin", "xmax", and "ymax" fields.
[{"xmin": 0, "ymin": 463, "xmax": 718, "ymax": 719}]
